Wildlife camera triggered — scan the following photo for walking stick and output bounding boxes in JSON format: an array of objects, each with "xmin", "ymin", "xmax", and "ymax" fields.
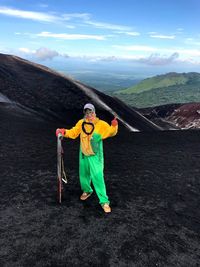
[{"xmin": 57, "ymin": 133, "xmax": 67, "ymax": 204}]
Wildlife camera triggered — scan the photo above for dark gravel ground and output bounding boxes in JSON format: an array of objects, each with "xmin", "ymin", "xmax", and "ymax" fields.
[{"xmin": 1, "ymin": 106, "xmax": 200, "ymax": 267}]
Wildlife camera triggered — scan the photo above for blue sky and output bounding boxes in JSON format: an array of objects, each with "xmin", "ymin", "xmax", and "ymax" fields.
[{"xmin": 0, "ymin": 0, "xmax": 200, "ymax": 74}]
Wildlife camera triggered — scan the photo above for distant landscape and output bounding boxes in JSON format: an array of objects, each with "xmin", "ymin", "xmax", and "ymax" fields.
[
  {"xmin": 113, "ymin": 72, "xmax": 200, "ymax": 108},
  {"xmin": 59, "ymin": 70, "xmax": 142, "ymax": 92},
  {"xmin": 65, "ymin": 70, "xmax": 200, "ymax": 108}
]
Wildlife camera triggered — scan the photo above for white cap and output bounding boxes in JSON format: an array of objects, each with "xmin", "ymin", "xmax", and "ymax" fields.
[{"xmin": 83, "ymin": 103, "xmax": 95, "ymax": 112}]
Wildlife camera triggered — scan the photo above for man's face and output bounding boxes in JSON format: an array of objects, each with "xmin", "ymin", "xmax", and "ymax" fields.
[{"xmin": 84, "ymin": 109, "xmax": 96, "ymax": 120}]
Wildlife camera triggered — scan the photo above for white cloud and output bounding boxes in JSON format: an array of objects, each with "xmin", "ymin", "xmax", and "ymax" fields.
[
  {"xmin": 63, "ymin": 14, "xmax": 136, "ymax": 34},
  {"xmin": 0, "ymin": 6, "xmax": 135, "ymax": 35},
  {"xmin": 0, "ymin": 6, "xmax": 90, "ymax": 27},
  {"xmin": 89, "ymin": 56, "xmax": 118, "ymax": 62},
  {"xmin": 148, "ymin": 32, "xmax": 157, "ymax": 35},
  {"xmin": 19, "ymin": 47, "xmax": 35, "ymax": 54},
  {"xmin": 65, "ymin": 25, "xmax": 76, "ymax": 29},
  {"xmin": 85, "ymin": 20, "xmax": 132, "ymax": 31},
  {"xmin": 0, "ymin": 6, "xmax": 58, "ymax": 22},
  {"xmin": 139, "ymin": 52, "xmax": 179, "ymax": 65},
  {"xmin": 61, "ymin": 13, "xmax": 90, "ymax": 21},
  {"xmin": 177, "ymin": 48, "xmax": 200, "ymax": 57},
  {"xmin": 66, "ymin": 53, "xmax": 181, "ymax": 66},
  {"xmin": 7, "ymin": 46, "xmax": 200, "ymax": 66},
  {"xmin": 34, "ymin": 47, "xmax": 59, "ymax": 60},
  {"xmin": 149, "ymin": 34, "xmax": 175, "ymax": 39},
  {"xmin": 125, "ymin": 32, "xmax": 140, "ymax": 36},
  {"xmin": 37, "ymin": 31, "xmax": 106, "ymax": 40},
  {"xmin": 116, "ymin": 31, "xmax": 140, "ymax": 36},
  {"xmin": 17, "ymin": 47, "xmax": 60, "ymax": 60},
  {"xmin": 112, "ymin": 44, "xmax": 200, "ymax": 60},
  {"xmin": 84, "ymin": 53, "xmax": 180, "ymax": 65}
]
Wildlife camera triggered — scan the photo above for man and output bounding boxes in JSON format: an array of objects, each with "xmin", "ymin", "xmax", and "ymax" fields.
[{"xmin": 56, "ymin": 103, "xmax": 118, "ymax": 213}]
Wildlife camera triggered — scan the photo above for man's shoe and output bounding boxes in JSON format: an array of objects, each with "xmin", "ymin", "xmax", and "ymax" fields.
[
  {"xmin": 102, "ymin": 203, "xmax": 111, "ymax": 213},
  {"xmin": 80, "ymin": 192, "xmax": 92, "ymax": 201}
]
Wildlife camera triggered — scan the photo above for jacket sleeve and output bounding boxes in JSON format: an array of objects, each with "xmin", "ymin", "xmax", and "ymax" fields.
[
  {"xmin": 64, "ymin": 119, "xmax": 83, "ymax": 139},
  {"xmin": 99, "ymin": 120, "xmax": 118, "ymax": 140}
]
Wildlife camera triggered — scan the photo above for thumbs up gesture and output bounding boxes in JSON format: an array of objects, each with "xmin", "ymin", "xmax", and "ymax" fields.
[{"xmin": 111, "ymin": 117, "xmax": 118, "ymax": 127}]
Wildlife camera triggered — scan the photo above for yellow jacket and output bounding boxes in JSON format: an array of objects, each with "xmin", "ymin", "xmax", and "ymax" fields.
[{"xmin": 64, "ymin": 117, "xmax": 118, "ymax": 156}]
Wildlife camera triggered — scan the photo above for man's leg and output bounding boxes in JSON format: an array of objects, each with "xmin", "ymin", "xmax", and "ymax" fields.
[
  {"xmin": 88, "ymin": 156, "xmax": 110, "ymax": 205},
  {"xmin": 79, "ymin": 153, "xmax": 93, "ymax": 194}
]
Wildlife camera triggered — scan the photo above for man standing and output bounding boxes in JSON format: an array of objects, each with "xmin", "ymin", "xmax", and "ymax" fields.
[{"xmin": 56, "ymin": 103, "xmax": 118, "ymax": 213}]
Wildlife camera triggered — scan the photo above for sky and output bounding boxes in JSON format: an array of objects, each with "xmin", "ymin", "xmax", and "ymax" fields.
[{"xmin": 0, "ymin": 0, "xmax": 200, "ymax": 75}]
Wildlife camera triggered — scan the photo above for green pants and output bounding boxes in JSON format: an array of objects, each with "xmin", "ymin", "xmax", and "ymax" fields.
[{"xmin": 79, "ymin": 152, "xmax": 109, "ymax": 205}]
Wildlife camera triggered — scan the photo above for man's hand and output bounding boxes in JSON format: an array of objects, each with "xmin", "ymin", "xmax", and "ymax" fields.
[
  {"xmin": 56, "ymin": 128, "xmax": 66, "ymax": 137},
  {"xmin": 111, "ymin": 118, "xmax": 118, "ymax": 127}
]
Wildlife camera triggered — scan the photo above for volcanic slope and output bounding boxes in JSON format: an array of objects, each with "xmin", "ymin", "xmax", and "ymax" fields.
[{"xmin": 1, "ymin": 102, "xmax": 200, "ymax": 266}]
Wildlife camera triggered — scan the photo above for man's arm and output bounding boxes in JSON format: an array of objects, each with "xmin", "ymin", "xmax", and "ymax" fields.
[
  {"xmin": 56, "ymin": 119, "xmax": 83, "ymax": 139},
  {"xmin": 98, "ymin": 119, "xmax": 118, "ymax": 140}
]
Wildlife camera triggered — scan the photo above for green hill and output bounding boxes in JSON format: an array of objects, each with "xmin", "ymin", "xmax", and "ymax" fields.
[{"xmin": 114, "ymin": 72, "xmax": 200, "ymax": 107}]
